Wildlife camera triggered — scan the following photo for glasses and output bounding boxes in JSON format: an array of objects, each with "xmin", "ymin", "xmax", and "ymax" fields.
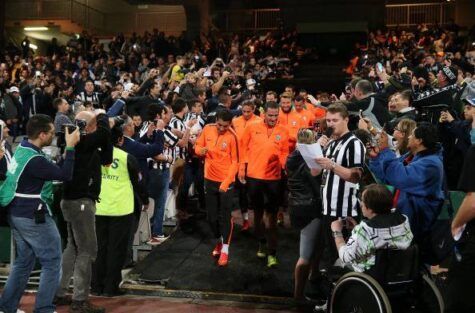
[{"xmin": 394, "ymin": 127, "xmax": 404, "ymax": 133}]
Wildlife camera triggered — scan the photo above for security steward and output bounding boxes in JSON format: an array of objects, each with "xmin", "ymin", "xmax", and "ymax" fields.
[{"xmin": 91, "ymin": 123, "xmax": 148, "ymax": 297}]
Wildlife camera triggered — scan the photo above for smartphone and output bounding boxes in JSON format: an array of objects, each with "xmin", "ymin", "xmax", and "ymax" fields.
[
  {"xmin": 359, "ymin": 109, "xmax": 364, "ymax": 118},
  {"xmin": 376, "ymin": 62, "xmax": 384, "ymax": 72},
  {"xmin": 35, "ymin": 70, "xmax": 41, "ymax": 77}
]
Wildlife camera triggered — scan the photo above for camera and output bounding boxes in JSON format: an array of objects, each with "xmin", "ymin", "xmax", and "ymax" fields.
[{"xmin": 57, "ymin": 119, "xmax": 87, "ymax": 151}]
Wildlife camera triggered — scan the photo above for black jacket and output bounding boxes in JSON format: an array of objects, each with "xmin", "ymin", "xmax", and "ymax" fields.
[
  {"xmin": 385, "ymin": 108, "xmax": 417, "ymax": 134},
  {"xmin": 286, "ymin": 150, "xmax": 322, "ymax": 228},
  {"xmin": 346, "ymin": 93, "xmax": 391, "ymax": 130},
  {"xmin": 286, "ymin": 150, "xmax": 321, "ymax": 209},
  {"xmin": 62, "ymin": 114, "xmax": 113, "ymax": 201}
]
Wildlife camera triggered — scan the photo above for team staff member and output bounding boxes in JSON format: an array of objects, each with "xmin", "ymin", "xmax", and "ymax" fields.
[
  {"xmin": 0, "ymin": 115, "xmax": 80, "ymax": 313},
  {"xmin": 91, "ymin": 125, "xmax": 148, "ymax": 297},
  {"xmin": 277, "ymin": 92, "xmax": 303, "ymax": 225},
  {"xmin": 232, "ymin": 100, "xmax": 261, "ymax": 231},
  {"xmin": 294, "ymin": 95, "xmax": 315, "ymax": 127},
  {"xmin": 278, "ymin": 92, "xmax": 304, "ymax": 152},
  {"xmin": 239, "ymin": 101, "xmax": 289, "ymax": 268},
  {"xmin": 195, "ymin": 109, "xmax": 239, "ymax": 267}
]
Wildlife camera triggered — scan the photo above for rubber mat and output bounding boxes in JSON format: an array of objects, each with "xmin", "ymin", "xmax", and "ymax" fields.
[{"xmin": 130, "ymin": 217, "xmax": 300, "ymax": 297}]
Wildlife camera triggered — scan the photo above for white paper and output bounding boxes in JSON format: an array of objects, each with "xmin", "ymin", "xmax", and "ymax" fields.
[{"xmin": 296, "ymin": 143, "xmax": 324, "ymax": 170}]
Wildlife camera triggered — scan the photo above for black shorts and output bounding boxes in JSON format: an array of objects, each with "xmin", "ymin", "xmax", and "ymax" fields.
[{"xmin": 247, "ymin": 177, "xmax": 281, "ymax": 214}]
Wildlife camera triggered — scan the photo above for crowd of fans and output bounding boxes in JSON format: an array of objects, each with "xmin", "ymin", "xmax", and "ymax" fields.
[{"xmin": 0, "ymin": 22, "xmax": 474, "ymax": 313}]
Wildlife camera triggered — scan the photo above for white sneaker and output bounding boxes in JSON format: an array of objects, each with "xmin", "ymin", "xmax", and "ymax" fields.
[
  {"xmin": 147, "ymin": 235, "xmax": 169, "ymax": 246},
  {"xmin": 314, "ymin": 300, "xmax": 327, "ymax": 312}
]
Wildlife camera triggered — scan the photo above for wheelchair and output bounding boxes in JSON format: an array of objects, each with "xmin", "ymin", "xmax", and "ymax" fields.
[{"xmin": 325, "ymin": 245, "xmax": 444, "ymax": 313}]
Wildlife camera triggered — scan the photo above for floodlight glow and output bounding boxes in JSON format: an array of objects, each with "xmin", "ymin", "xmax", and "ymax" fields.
[
  {"xmin": 29, "ymin": 44, "xmax": 38, "ymax": 50},
  {"xmin": 24, "ymin": 27, "xmax": 49, "ymax": 31}
]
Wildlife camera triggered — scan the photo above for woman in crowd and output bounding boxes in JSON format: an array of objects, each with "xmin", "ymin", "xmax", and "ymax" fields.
[
  {"xmin": 392, "ymin": 118, "xmax": 417, "ymax": 156},
  {"xmin": 0, "ymin": 119, "xmax": 12, "ymax": 180},
  {"xmin": 286, "ymin": 128, "xmax": 322, "ymax": 301}
]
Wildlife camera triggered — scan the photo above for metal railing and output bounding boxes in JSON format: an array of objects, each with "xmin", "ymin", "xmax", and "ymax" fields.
[
  {"xmin": 386, "ymin": 2, "xmax": 455, "ymax": 27},
  {"xmin": 5, "ymin": 0, "xmax": 106, "ymax": 32},
  {"xmin": 215, "ymin": 9, "xmax": 281, "ymax": 33}
]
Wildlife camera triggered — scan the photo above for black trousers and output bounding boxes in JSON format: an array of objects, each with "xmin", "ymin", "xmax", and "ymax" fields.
[
  {"xmin": 445, "ymin": 225, "xmax": 475, "ymax": 312},
  {"xmin": 235, "ymin": 177, "xmax": 249, "ymax": 212},
  {"xmin": 205, "ymin": 179, "xmax": 234, "ymax": 241},
  {"xmin": 247, "ymin": 177, "xmax": 281, "ymax": 213},
  {"xmin": 92, "ymin": 213, "xmax": 133, "ymax": 294}
]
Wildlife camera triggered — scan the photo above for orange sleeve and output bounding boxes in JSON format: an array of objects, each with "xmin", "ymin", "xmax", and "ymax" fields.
[
  {"xmin": 280, "ymin": 128, "xmax": 290, "ymax": 169},
  {"xmin": 194, "ymin": 126, "xmax": 207, "ymax": 156},
  {"xmin": 220, "ymin": 133, "xmax": 239, "ymax": 191},
  {"xmin": 239, "ymin": 124, "xmax": 251, "ymax": 177}
]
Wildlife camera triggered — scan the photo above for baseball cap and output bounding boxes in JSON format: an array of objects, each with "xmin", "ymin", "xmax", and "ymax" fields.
[
  {"xmin": 441, "ymin": 66, "xmax": 457, "ymax": 84},
  {"xmin": 9, "ymin": 86, "xmax": 19, "ymax": 93},
  {"xmin": 246, "ymin": 78, "xmax": 256, "ymax": 90},
  {"xmin": 462, "ymin": 81, "xmax": 475, "ymax": 106}
]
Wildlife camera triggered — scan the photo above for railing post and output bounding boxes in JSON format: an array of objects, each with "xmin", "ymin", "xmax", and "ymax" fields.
[
  {"xmin": 226, "ymin": 12, "xmax": 229, "ymax": 32},
  {"xmin": 440, "ymin": 3, "xmax": 443, "ymax": 25},
  {"xmin": 254, "ymin": 10, "xmax": 258, "ymax": 32}
]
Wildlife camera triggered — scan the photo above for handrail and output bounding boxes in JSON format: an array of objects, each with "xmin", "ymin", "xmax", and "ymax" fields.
[
  {"xmin": 385, "ymin": 2, "xmax": 455, "ymax": 27},
  {"xmin": 215, "ymin": 8, "xmax": 281, "ymax": 33},
  {"xmin": 5, "ymin": 0, "xmax": 106, "ymax": 32}
]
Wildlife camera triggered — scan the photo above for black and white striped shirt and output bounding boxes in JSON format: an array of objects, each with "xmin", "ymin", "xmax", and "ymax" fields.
[
  {"xmin": 76, "ymin": 91, "xmax": 101, "ymax": 108},
  {"xmin": 169, "ymin": 116, "xmax": 187, "ymax": 160},
  {"xmin": 142, "ymin": 123, "xmax": 179, "ymax": 170},
  {"xmin": 183, "ymin": 112, "xmax": 206, "ymax": 129},
  {"xmin": 322, "ymin": 132, "xmax": 365, "ymax": 217}
]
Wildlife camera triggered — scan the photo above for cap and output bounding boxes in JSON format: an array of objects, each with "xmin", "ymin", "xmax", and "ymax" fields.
[
  {"xmin": 246, "ymin": 78, "xmax": 256, "ymax": 90},
  {"xmin": 441, "ymin": 66, "xmax": 457, "ymax": 84},
  {"xmin": 9, "ymin": 86, "xmax": 19, "ymax": 93},
  {"xmin": 462, "ymin": 81, "xmax": 475, "ymax": 106}
]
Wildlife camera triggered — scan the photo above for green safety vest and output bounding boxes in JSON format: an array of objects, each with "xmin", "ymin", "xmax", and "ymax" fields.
[
  {"xmin": 0, "ymin": 144, "xmax": 54, "ymax": 215},
  {"xmin": 96, "ymin": 147, "xmax": 134, "ymax": 216}
]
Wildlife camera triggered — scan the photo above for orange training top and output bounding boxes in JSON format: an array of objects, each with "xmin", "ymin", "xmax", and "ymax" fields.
[
  {"xmin": 295, "ymin": 108, "xmax": 315, "ymax": 127},
  {"xmin": 277, "ymin": 108, "xmax": 303, "ymax": 152},
  {"xmin": 232, "ymin": 114, "xmax": 262, "ymax": 140},
  {"xmin": 195, "ymin": 124, "xmax": 239, "ymax": 191},
  {"xmin": 239, "ymin": 120, "xmax": 289, "ymax": 181}
]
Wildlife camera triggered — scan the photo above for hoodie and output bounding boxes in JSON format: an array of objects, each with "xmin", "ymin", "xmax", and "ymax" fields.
[{"xmin": 339, "ymin": 213, "xmax": 413, "ymax": 272}]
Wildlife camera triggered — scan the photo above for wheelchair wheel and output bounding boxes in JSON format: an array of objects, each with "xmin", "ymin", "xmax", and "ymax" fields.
[
  {"xmin": 412, "ymin": 274, "xmax": 444, "ymax": 313},
  {"xmin": 329, "ymin": 272, "xmax": 392, "ymax": 313}
]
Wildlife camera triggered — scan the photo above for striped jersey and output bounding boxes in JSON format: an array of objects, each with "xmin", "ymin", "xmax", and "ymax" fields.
[
  {"xmin": 169, "ymin": 116, "xmax": 187, "ymax": 160},
  {"xmin": 322, "ymin": 132, "xmax": 365, "ymax": 217},
  {"xmin": 141, "ymin": 122, "xmax": 179, "ymax": 170}
]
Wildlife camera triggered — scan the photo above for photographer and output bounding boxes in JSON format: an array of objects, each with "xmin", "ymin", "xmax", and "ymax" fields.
[
  {"xmin": 0, "ymin": 114, "xmax": 80, "ymax": 313},
  {"xmin": 55, "ymin": 110, "xmax": 113, "ymax": 313}
]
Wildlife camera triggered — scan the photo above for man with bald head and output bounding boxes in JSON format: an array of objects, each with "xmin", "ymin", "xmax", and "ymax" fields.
[{"xmin": 55, "ymin": 111, "xmax": 114, "ymax": 312}]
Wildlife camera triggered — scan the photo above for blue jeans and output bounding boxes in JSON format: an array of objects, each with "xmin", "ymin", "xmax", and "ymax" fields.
[
  {"xmin": 148, "ymin": 167, "xmax": 170, "ymax": 236},
  {"xmin": 0, "ymin": 215, "xmax": 62, "ymax": 313}
]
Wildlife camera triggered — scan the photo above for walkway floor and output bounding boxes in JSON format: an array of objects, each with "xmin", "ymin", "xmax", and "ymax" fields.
[{"xmin": 17, "ymin": 292, "xmax": 296, "ymax": 313}]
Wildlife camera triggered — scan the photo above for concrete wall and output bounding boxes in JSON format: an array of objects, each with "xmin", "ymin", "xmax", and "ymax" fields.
[{"xmin": 455, "ymin": 0, "xmax": 475, "ymax": 27}]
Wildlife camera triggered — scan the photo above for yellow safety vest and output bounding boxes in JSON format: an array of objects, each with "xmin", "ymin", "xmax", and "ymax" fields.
[{"xmin": 96, "ymin": 147, "xmax": 134, "ymax": 216}]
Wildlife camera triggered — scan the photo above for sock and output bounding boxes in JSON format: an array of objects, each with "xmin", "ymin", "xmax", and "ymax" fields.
[
  {"xmin": 243, "ymin": 212, "xmax": 249, "ymax": 220},
  {"xmin": 221, "ymin": 244, "xmax": 229, "ymax": 254}
]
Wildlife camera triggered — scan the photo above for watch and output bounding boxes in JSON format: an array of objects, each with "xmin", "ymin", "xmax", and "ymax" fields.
[{"xmin": 332, "ymin": 231, "xmax": 343, "ymax": 238}]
